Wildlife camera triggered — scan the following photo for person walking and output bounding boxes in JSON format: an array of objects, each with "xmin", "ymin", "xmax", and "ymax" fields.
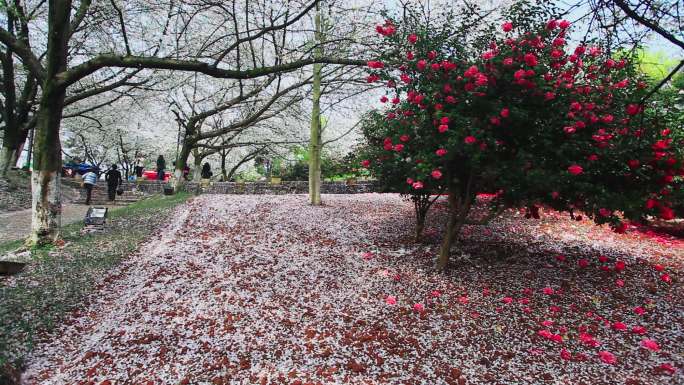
[
  {"xmin": 105, "ymin": 165, "xmax": 123, "ymax": 202},
  {"xmin": 201, "ymin": 162, "xmax": 213, "ymax": 179},
  {"xmin": 156, "ymin": 155, "xmax": 166, "ymax": 181},
  {"xmin": 82, "ymin": 169, "xmax": 98, "ymax": 205}
]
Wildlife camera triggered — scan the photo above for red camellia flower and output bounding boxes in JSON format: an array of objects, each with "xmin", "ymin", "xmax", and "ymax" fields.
[
  {"xmin": 559, "ymin": 20, "xmax": 571, "ymax": 29},
  {"xmin": 524, "ymin": 53, "xmax": 538, "ymax": 66},
  {"xmin": 436, "ymin": 148, "xmax": 447, "ymax": 157},
  {"xmin": 399, "ymin": 134, "xmax": 410, "ymax": 142},
  {"xmin": 567, "ymin": 164, "xmax": 583, "ymax": 175},
  {"xmin": 464, "ymin": 136, "xmax": 477, "ymax": 144},
  {"xmin": 614, "ymin": 260, "xmax": 626, "ymax": 271},
  {"xmin": 560, "ymin": 348, "xmax": 572, "ymax": 360},
  {"xmin": 500, "ymin": 108, "xmax": 510, "ymax": 118},
  {"xmin": 380, "ymin": 95, "xmax": 388, "ymax": 103},
  {"xmin": 641, "ymin": 338, "xmax": 660, "ymax": 352},
  {"xmin": 416, "ymin": 59, "xmax": 427, "ymax": 71},
  {"xmin": 412, "ymin": 181, "xmax": 424, "ymax": 190},
  {"xmin": 578, "ymin": 259, "xmax": 589, "ymax": 268},
  {"xmin": 631, "ymin": 325, "xmax": 647, "ymax": 334},
  {"xmin": 360, "ymin": 160, "xmax": 371, "ymax": 168},
  {"xmin": 626, "ymin": 103, "xmax": 640, "ymax": 115},
  {"xmin": 394, "ymin": 144, "xmax": 404, "ymax": 152},
  {"xmin": 660, "ymin": 273, "xmax": 671, "ymax": 283},
  {"xmin": 654, "ymin": 264, "xmax": 664, "ymax": 272},
  {"xmin": 660, "ymin": 206, "xmax": 675, "ymax": 220},
  {"xmin": 367, "ymin": 60, "xmax": 384, "ymax": 69},
  {"xmin": 502, "ymin": 22, "xmax": 513, "ymax": 32},
  {"xmin": 407, "ymin": 34, "xmax": 418, "ymax": 44},
  {"xmin": 612, "ymin": 322, "xmax": 627, "ymax": 331},
  {"xmin": 598, "ymin": 351, "xmax": 617, "ymax": 365},
  {"xmin": 658, "ymin": 363, "xmax": 677, "ymax": 375},
  {"xmin": 438, "ymin": 124, "xmax": 449, "ymax": 133},
  {"xmin": 627, "ymin": 159, "xmax": 640, "ymax": 169},
  {"xmin": 431, "ymin": 169, "xmax": 443, "ymax": 179}
]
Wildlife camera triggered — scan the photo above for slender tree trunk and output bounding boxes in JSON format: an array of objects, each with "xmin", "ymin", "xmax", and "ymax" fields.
[
  {"xmin": 1, "ymin": 9, "xmax": 17, "ymax": 178},
  {"xmin": 436, "ymin": 192, "xmax": 462, "ymax": 271},
  {"xmin": 192, "ymin": 153, "xmax": 203, "ymax": 183},
  {"xmin": 173, "ymin": 144, "xmax": 192, "ymax": 191},
  {"xmin": 308, "ymin": 2, "xmax": 323, "ymax": 205},
  {"xmin": 413, "ymin": 194, "xmax": 432, "ymax": 242},
  {"xmin": 27, "ymin": 0, "xmax": 72, "ymax": 246},
  {"xmin": 220, "ymin": 151, "xmax": 227, "ymax": 181},
  {"xmin": 0, "ymin": 147, "xmax": 16, "ymax": 176}
]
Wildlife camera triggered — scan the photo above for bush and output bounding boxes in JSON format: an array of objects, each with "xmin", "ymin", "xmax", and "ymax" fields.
[{"xmin": 363, "ymin": 2, "xmax": 682, "ymax": 269}]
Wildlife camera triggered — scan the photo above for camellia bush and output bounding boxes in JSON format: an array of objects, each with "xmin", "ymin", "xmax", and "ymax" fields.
[
  {"xmin": 362, "ymin": 2, "xmax": 683, "ymax": 270},
  {"xmin": 359, "ymin": 110, "xmax": 445, "ymax": 241}
]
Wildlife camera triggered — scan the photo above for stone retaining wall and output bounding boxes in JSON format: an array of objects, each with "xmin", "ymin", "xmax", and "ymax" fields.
[
  {"xmin": 182, "ymin": 181, "xmax": 376, "ymax": 194},
  {"xmin": 109, "ymin": 180, "xmax": 377, "ymax": 195}
]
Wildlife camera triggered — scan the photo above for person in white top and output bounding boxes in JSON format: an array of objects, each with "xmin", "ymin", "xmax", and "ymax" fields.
[{"xmin": 82, "ymin": 170, "xmax": 98, "ymax": 205}]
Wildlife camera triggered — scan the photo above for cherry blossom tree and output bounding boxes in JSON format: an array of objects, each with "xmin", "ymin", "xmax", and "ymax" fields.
[{"xmin": 0, "ymin": 0, "xmax": 365, "ymax": 245}]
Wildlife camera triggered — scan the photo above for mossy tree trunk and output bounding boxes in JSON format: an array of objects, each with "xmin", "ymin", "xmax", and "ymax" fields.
[
  {"xmin": 173, "ymin": 142, "xmax": 193, "ymax": 191},
  {"xmin": 28, "ymin": 0, "xmax": 71, "ymax": 246},
  {"xmin": 0, "ymin": 8, "xmax": 18, "ymax": 177}
]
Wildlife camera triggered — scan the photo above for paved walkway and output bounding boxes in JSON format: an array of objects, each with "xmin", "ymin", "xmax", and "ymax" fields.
[{"xmin": 0, "ymin": 204, "xmax": 115, "ymax": 243}]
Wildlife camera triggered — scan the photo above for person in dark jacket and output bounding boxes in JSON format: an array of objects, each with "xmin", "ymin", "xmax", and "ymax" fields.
[
  {"xmin": 105, "ymin": 165, "xmax": 122, "ymax": 201},
  {"xmin": 156, "ymin": 155, "xmax": 166, "ymax": 181},
  {"xmin": 201, "ymin": 162, "xmax": 213, "ymax": 179}
]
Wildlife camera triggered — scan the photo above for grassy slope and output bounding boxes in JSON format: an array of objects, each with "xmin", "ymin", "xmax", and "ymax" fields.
[{"xmin": 0, "ymin": 193, "xmax": 191, "ymax": 379}]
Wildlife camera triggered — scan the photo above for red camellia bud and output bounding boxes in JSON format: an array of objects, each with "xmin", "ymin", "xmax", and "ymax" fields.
[
  {"xmin": 500, "ymin": 108, "xmax": 510, "ymax": 118},
  {"xmin": 568, "ymin": 164, "xmax": 583, "ymax": 175},
  {"xmin": 502, "ymin": 22, "xmax": 513, "ymax": 32},
  {"xmin": 464, "ymin": 136, "xmax": 477, "ymax": 144},
  {"xmin": 407, "ymin": 34, "xmax": 418, "ymax": 44},
  {"xmin": 435, "ymin": 148, "xmax": 447, "ymax": 157},
  {"xmin": 628, "ymin": 159, "xmax": 640, "ymax": 169},
  {"xmin": 431, "ymin": 169, "xmax": 443, "ymax": 179},
  {"xmin": 360, "ymin": 160, "xmax": 371, "ymax": 168}
]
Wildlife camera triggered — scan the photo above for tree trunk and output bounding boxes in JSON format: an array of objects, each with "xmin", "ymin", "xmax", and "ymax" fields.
[
  {"xmin": 415, "ymin": 216, "xmax": 426, "ymax": 242},
  {"xmin": 192, "ymin": 154, "xmax": 203, "ymax": 183},
  {"xmin": 173, "ymin": 144, "xmax": 192, "ymax": 191},
  {"xmin": 436, "ymin": 192, "xmax": 461, "ymax": 271},
  {"xmin": 220, "ymin": 151, "xmax": 227, "ymax": 181},
  {"xmin": 29, "ymin": 170, "xmax": 62, "ymax": 246},
  {"xmin": 308, "ymin": 2, "xmax": 323, "ymax": 206},
  {"xmin": 1, "ymin": 7, "xmax": 17, "ymax": 178},
  {"xmin": 27, "ymin": 1, "xmax": 71, "ymax": 246},
  {"xmin": 0, "ymin": 147, "xmax": 16, "ymax": 176}
]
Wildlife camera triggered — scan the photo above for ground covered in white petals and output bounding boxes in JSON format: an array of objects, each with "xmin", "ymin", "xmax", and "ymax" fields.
[{"xmin": 22, "ymin": 194, "xmax": 682, "ymax": 385}]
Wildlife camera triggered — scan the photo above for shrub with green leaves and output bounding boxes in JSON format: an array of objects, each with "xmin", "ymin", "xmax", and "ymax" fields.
[{"xmin": 363, "ymin": 2, "xmax": 682, "ymax": 269}]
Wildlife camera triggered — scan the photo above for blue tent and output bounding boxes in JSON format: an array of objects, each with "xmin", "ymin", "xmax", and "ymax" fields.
[{"xmin": 64, "ymin": 162, "xmax": 100, "ymax": 175}]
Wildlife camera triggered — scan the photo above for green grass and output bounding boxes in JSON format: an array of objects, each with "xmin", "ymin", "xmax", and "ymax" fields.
[{"xmin": 0, "ymin": 192, "xmax": 190, "ymax": 379}]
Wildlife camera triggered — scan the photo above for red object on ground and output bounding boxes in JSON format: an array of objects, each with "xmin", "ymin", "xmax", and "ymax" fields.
[{"xmin": 142, "ymin": 170, "xmax": 171, "ymax": 181}]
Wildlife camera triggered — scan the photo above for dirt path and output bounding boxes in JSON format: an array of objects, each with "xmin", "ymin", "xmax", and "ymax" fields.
[
  {"xmin": 20, "ymin": 194, "xmax": 682, "ymax": 384},
  {"xmin": 0, "ymin": 204, "xmax": 117, "ymax": 243}
]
